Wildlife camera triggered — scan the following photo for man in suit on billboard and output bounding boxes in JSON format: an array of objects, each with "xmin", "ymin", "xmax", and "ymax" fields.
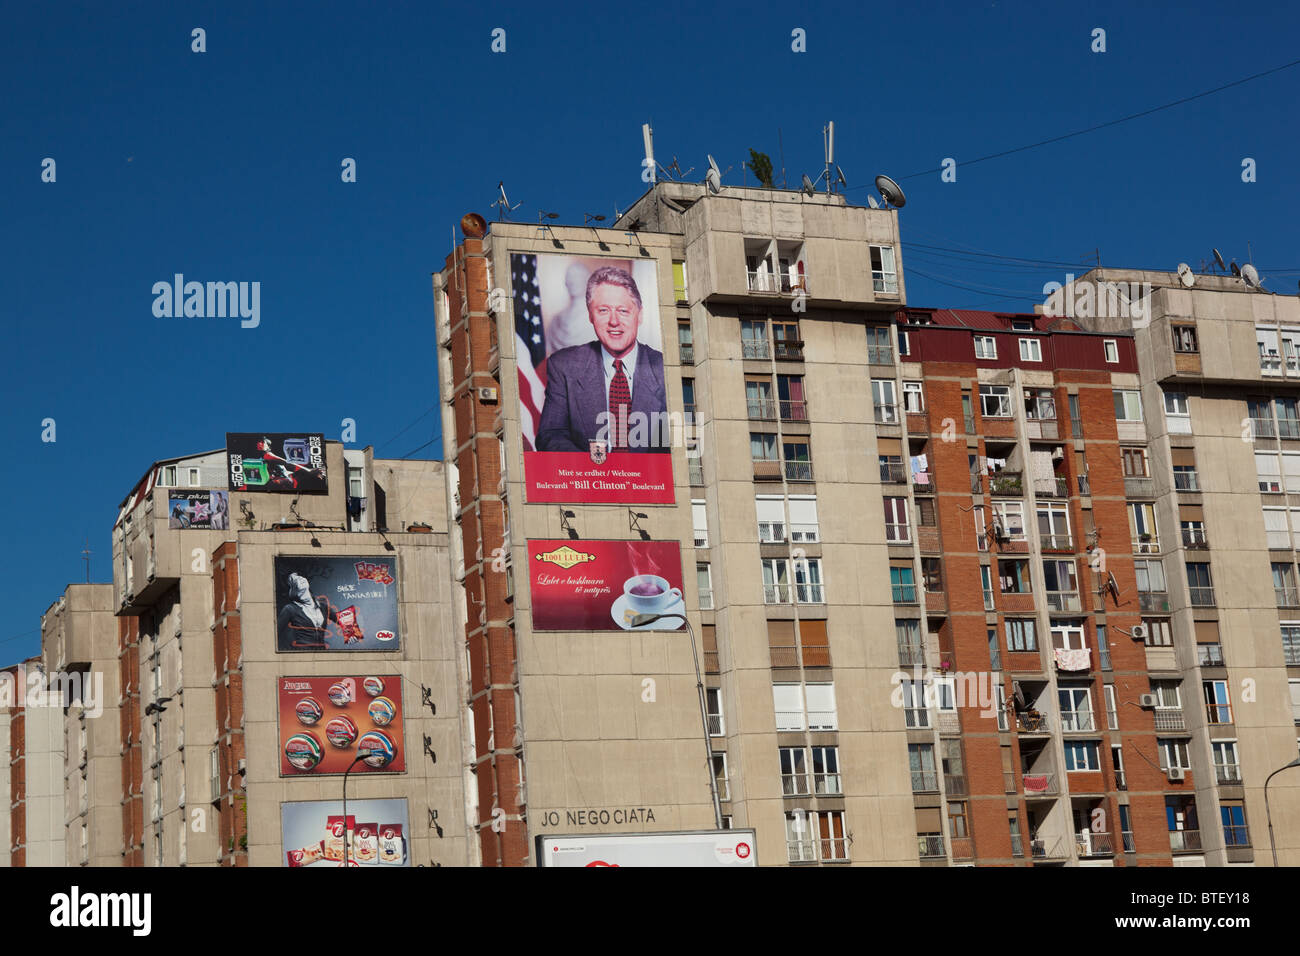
[{"xmin": 536, "ymin": 265, "xmax": 669, "ymax": 454}]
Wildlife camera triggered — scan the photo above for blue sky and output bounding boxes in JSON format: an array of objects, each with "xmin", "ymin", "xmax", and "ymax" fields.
[{"xmin": 3, "ymin": 1, "xmax": 1299, "ymax": 659}]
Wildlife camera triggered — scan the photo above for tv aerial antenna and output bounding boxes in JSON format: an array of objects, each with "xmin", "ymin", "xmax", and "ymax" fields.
[
  {"xmin": 801, "ymin": 121, "xmax": 847, "ymax": 196},
  {"xmin": 641, "ymin": 122, "xmax": 697, "ymax": 183},
  {"xmin": 491, "ymin": 181, "xmax": 522, "ymax": 221}
]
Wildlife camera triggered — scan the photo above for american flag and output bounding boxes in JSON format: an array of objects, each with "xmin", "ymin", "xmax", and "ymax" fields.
[{"xmin": 513, "ymin": 253, "xmax": 547, "ymax": 451}]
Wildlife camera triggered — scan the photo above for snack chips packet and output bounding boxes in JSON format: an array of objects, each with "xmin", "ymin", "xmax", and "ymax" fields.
[
  {"xmin": 287, "ymin": 841, "xmax": 326, "ymax": 867},
  {"xmin": 354, "ymin": 822, "xmax": 378, "ymax": 864},
  {"xmin": 324, "ymin": 814, "xmax": 355, "ymax": 862},
  {"xmin": 378, "ymin": 823, "xmax": 405, "ymax": 865}
]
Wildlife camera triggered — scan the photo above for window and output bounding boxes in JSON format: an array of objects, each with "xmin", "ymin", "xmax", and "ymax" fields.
[
  {"xmin": 706, "ymin": 688, "xmax": 724, "ymax": 736},
  {"xmin": 162, "ymin": 465, "xmax": 177, "ymax": 486},
  {"xmin": 998, "ymin": 560, "xmax": 1030, "ymax": 593},
  {"xmin": 1043, "ymin": 560, "xmax": 1079, "ymax": 603},
  {"xmin": 897, "ymin": 329, "xmax": 910, "ymax": 356},
  {"xmin": 745, "ymin": 376, "xmax": 775, "ymax": 419},
  {"xmin": 1019, "ymin": 338, "xmax": 1042, "ymax": 362},
  {"xmin": 1203, "ymin": 680, "xmax": 1233, "ymax": 724},
  {"xmin": 1264, "ymin": 507, "xmax": 1292, "ymax": 549},
  {"xmin": 1143, "ymin": 618, "xmax": 1173, "ymax": 647},
  {"xmin": 879, "ymin": 453, "xmax": 904, "ymax": 483},
  {"xmin": 1037, "ymin": 504, "xmax": 1070, "ymax": 550},
  {"xmin": 1212, "ymin": 740, "xmax": 1241, "ymax": 784},
  {"xmin": 805, "ymin": 683, "xmax": 838, "ymax": 731},
  {"xmin": 1023, "ymin": 388, "xmax": 1056, "ymax": 420},
  {"xmin": 1274, "ymin": 563, "xmax": 1299, "ymax": 607},
  {"xmin": 870, "ymin": 245, "xmax": 898, "ymax": 294},
  {"xmin": 1221, "ymin": 802, "xmax": 1250, "ymax": 847},
  {"xmin": 741, "ymin": 319, "xmax": 769, "ymax": 359},
  {"xmin": 762, "ymin": 558, "xmax": 792, "ymax": 604},
  {"xmin": 991, "ymin": 500, "xmax": 1026, "ymax": 541},
  {"xmin": 1104, "ymin": 685, "xmax": 1119, "ymax": 731},
  {"xmin": 1134, "ymin": 558, "xmax": 1167, "ymax": 594},
  {"xmin": 1063, "ymin": 740, "xmax": 1101, "ymax": 771},
  {"xmin": 1278, "ymin": 397, "xmax": 1300, "ymax": 439},
  {"xmin": 1121, "ymin": 447, "xmax": 1149, "ymax": 478},
  {"xmin": 1113, "ymin": 390, "xmax": 1143, "ymax": 422},
  {"xmin": 884, "ymin": 497, "xmax": 910, "ymax": 542},
  {"xmin": 896, "ymin": 619, "xmax": 923, "ymax": 666},
  {"xmin": 1158, "ymin": 739, "xmax": 1191, "ymax": 771},
  {"xmin": 678, "ymin": 321, "xmax": 694, "ymax": 362},
  {"xmin": 692, "ymin": 499, "xmax": 708, "ymax": 548},
  {"xmin": 785, "ymin": 812, "xmax": 815, "ymax": 862},
  {"xmin": 1011, "ymin": 320, "xmax": 1033, "ymax": 332},
  {"xmin": 780, "ymin": 747, "xmax": 809, "ymax": 795},
  {"xmin": 1128, "ymin": 502, "xmax": 1159, "ymax": 550},
  {"xmin": 750, "ymin": 432, "xmax": 777, "ymax": 461},
  {"xmin": 902, "ymin": 380, "xmax": 924, "ymax": 413},
  {"xmin": 711, "ymin": 753, "xmax": 730, "ymax": 802},
  {"xmin": 782, "ymin": 439, "xmax": 812, "ymax": 481},
  {"xmin": 1164, "ymin": 391, "xmax": 1191, "ymax": 433},
  {"xmin": 789, "ymin": 495, "xmax": 819, "ymax": 542},
  {"xmin": 872, "ymin": 379, "xmax": 899, "ymax": 423},
  {"xmin": 697, "ymin": 563, "xmax": 713, "ymax": 610},
  {"xmin": 901, "ymin": 679, "xmax": 930, "ymax": 728},
  {"xmin": 1006, "ymin": 619, "xmax": 1037, "ymax": 652},
  {"xmin": 891, "ymin": 564, "xmax": 917, "ymax": 603},
  {"xmin": 672, "ymin": 259, "xmax": 688, "ymax": 302},
  {"xmin": 817, "ymin": 810, "xmax": 850, "ymax": 861},
  {"xmin": 1153, "ymin": 680, "xmax": 1182, "ymax": 712},
  {"xmin": 1282, "ymin": 624, "xmax": 1300, "ymax": 666},
  {"xmin": 777, "ymin": 374, "xmax": 807, "ymax": 421},
  {"xmin": 909, "ymin": 743, "xmax": 938, "ymax": 792},
  {"xmin": 794, "ymin": 557, "xmax": 824, "ymax": 604},
  {"xmin": 812, "ymin": 746, "xmax": 841, "ymax": 795},
  {"xmin": 1259, "ymin": 328, "xmax": 1282, "ymax": 373},
  {"xmin": 772, "ymin": 320, "xmax": 802, "ymax": 359},
  {"xmin": 988, "ymin": 627, "xmax": 1002, "ymax": 672},
  {"xmin": 974, "ymin": 335, "xmax": 997, "ymax": 360},
  {"xmin": 1104, "ymin": 339, "xmax": 1119, "ymax": 363},
  {"xmin": 1051, "ymin": 619, "xmax": 1086, "ymax": 651},
  {"xmin": 980, "ymin": 565, "xmax": 995, "ymax": 610},
  {"xmin": 187, "ymin": 467, "xmax": 200, "ymax": 487},
  {"xmin": 921, "ymin": 558, "xmax": 943, "ymax": 593},
  {"xmin": 773, "ymin": 684, "xmax": 804, "ymax": 731},
  {"xmin": 1171, "ymin": 325, "xmax": 1198, "ymax": 353},
  {"xmin": 1186, "ymin": 562, "xmax": 1215, "ymax": 606},
  {"xmin": 947, "ymin": 802, "xmax": 970, "ymax": 839},
  {"xmin": 1292, "ymin": 679, "xmax": 1300, "ymax": 722},
  {"xmin": 756, "ymin": 495, "xmax": 786, "ymax": 542},
  {"xmin": 1059, "ymin": 686, "xmax": 1094, "ymax": 731},
  {"xmin": 866, "ymin": 326, "xmax": 893, "ymax": 365},
  {"xmin": 979, "ymin": 384, "xmax": 1012, "ymax": 418}
]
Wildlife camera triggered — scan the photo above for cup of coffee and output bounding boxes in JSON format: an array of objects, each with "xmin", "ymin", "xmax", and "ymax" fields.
[{"xmin": 623, "ymin": 574, "xmax": 682, "ymax": 613}]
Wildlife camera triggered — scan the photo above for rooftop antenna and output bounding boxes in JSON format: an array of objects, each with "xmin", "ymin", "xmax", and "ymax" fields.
[
  {"xmin": 823, "ymin": 121, "xmax": 835, "ymax": 193},
  {"xmin": 1176, "ymin": 263, "xmax": 1195, "ymax": 288},
  {"xmin": 491, "ymin": 182, "xmax": 522, "ymax": 221},
  {"xmin": 642, "ymin": 123, "xmax": 656, "ymax": 184},
  {"xmin": 874, "ymin": 174, "xmax": 907, "ymax": 209},
  {"xmin": 81, "ymin": 538, "xmax": 92, "ymax": 583},
  {"xmin": 665, "ymin": 157, "xmax": 694, "ymax": 180}
]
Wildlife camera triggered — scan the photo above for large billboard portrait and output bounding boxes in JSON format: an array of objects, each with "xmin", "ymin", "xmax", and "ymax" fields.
[
  {"xmin": 226, "ymin": 432, "xmax": 327, "ymax": 494},
  {"xmin": 528, "ymin": 539, "xmax": 685, "ymax": 631},
  {"xmin": 277, "ymin": 674, "xmax": 405, "ymax": 776},
  {"xmin": 512, "ymin": 253, "xmax": 675, "ymax": 504},
  {"xmin": 167, "ymin": 490, "xmax": 229, "ymax": 529},
  {"xmin": 273, "ymin": 555, "xmax": 399, "ymax": 652},
  {"xmin": 282, "ymin": 798, "xmax": 410, "ymax": 867}
]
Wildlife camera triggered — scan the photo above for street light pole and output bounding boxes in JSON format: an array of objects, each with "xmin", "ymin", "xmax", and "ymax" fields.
[
  {"xmin": 342, "ymin": 750, "xmax": 370, "ymax": 867},
  {"xmin": 631, "ymin": 611, "xmax": 723, "ymax": 830},
  {"xmin": 1265, "ymin": 755, "xmax": 1300, "ymax": 867}
]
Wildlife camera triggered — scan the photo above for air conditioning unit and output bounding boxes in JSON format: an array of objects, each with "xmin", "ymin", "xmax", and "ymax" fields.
[
  {"xmin": 1139, "ymin": 693, "xmax": 1158, "ymax": 708},
  {"xmin": 1130, "ymin": 624, "xmax": 1148, "ymax": 641},
  {"xmin": 478, "ymin": 386, "xmax": 499, "ymax": 404},
  {"xmin": 1167, "ymin": 767, "xmax": 1186, "ymax": 782},
  {"xmin": 1052, "ymin": 446, "xmax": 1065, "ymax": 461}
]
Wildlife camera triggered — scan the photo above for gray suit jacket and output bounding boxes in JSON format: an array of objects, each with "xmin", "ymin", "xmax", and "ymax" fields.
[{"xmin": 535, "ymin": 342, "xmax": 669, "ymax": 453}]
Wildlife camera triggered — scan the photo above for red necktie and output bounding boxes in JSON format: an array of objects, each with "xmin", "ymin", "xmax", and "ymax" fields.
[{"xmin": 609, "ymin": 358, "xmax": 631, "ymax": 449}]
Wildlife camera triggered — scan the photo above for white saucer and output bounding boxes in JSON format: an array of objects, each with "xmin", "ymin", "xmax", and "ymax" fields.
[{"xmin": 610, "ymin": 593, "xmax": 687, "ymax": 630}]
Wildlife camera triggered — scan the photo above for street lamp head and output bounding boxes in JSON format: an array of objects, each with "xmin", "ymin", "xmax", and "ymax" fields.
[{"xmin": 630, "ymin": 612, "xmax": 687, "ymax": 629}]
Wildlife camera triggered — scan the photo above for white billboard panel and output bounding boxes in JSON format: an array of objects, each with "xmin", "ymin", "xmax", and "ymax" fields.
[{"xmin": 536, "ymin": 830, "xmax": 757, "ymax": 867}]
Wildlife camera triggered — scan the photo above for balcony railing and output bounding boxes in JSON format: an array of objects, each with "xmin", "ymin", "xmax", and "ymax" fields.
[
  {"xmin": 1169, "ymin": 829, "xmax": 1202, "ymax": 853},
  {"xmin": 989, "ymin": 473, "xmax": 1024, "ymax": 496},
  {"xmin": 911, "ymin": 770, "xmax": 939, "ymax": 793},
  {"xmin": 874, "ymin": 403, "xmax": 900, "ymax": 425},
  {"xmin": 1139, "ymin": 592, "xmax": 1171, "ymax": 613},
  {"xmin": 698, "ymin": 586, "xmax": 714, "ymax": 610},
  {"xmin": 815, "ymin": 773, "xmax": 842, "ymax": 796},
  {"xmin": 1251, "ymin": 417, "xmax": 1277, "ymax": 439},
  {"xmin": 1115, "ymin": 769, "xmax": 1127, "ymax": 790},
  {"xmin": 1122, "ymin": 830, "xmax": 1136, "ymax": 853},
  {"xmin": 1077, "ymin": 831, "xmax": 1115, "ymax": 857},
  {"xmin": 787, "ymin": 839, "xmax": 817, "ymax": 863},
  {"xmin": 1030, "ymin": 835, "xmax": 1065, "ymax": 859},
  {"xmin": 706, "ymin": 714, "xmax": 724, "ymax": 736},
  {"xmin": 747, "ymin": 270, "xmax": 808, "ymax": 295},
  {"xmin": 1277, "ymin": 588, "xmax": 1300, "ymax": 609},
  {"xmin": 944, "ymin": 774, "xmax": 969, "ymax": 797},
  {"xmin": 1223, "ymin": 823, "xmax": 1251, "ymax": 847},
  {"xmin": 782, "ymin": 773, "xmax": 811, "ymax": 796},
  {"xmin": 1284, "ymin": 642, "xmax": 1300, "ymax": 666},
  {"xmin": 807, "ymin": 710, "xmax": 837, "ymax": 731},
  {"xmin": 1059, "ymin": 710, "xmax": 1096, "ymax": 732},
  {"xmin": 1023, "ymin": 772, "xmax": 1059, "ymax": 797},
  {"xmin": 784, "ymin": 460, "xmax": 814, "ymax": 481},
  {"xmin": 704, "ymin": 650, "xmax": 719, "ymax": 673},
  {"xmin": 680, "ymin": 344, "xmax": 695, "ymax": 364},
  {"xmin": 796, "ymin": 584, "xmax": 825, "ymax": 604},
  {"xmin": 1133, "ymin": 535, "xmax": 1160, "ymax": 554},
  {"xmin": 880, "ymin": 461, "xmax": 908, "ymax": 483},
  {"xmin": 897, "ymin": 645, "xmax": 926, "ymax": 667},
  {"xmin": 764, "ymin": 585, "xmax": 793, "ymax": 605},
  {"xmin": 1034, "ymin": 477, "xmax": 1069, "ymax": 498},
  {"xmin": 867, "ymin": 345, "xmax": 894, "ymax": 365},
  {"xmin": 918, "ymin": 834, "xmax": 946, "ymax": 859},
  {"xmin": 774, "ymin": 340, "xmax": 804, "ymax": 361},
  {"xmin": 1174, "ymin": 471, "xmax": 1200, "ymax": 492},
  {"xmin": 1182, "ymin": 529, "xmax": 1209, "ymax": 549},
  {"xmin": 1017, "ymin": 711, "xmax": 1051, "ymax": 734},
  {"xmin": 1198, "ymin": 644, "xmax": 1225, "ymax": 666},
  {"xmin": 905, "ymin": 707, "xmax": 930, "ymax": 729},
  {"xmin": 780, "ymin": 399, "xmax": 808, "ymax": 422},
  {"xmin": 892, "ymin": 584, "xmax": 918, "ymax": 604},
  {"xmin": 885, "ymin": 522, "xmax": 911, "ymax": 543},
  {"xmin": 742, "ymin": 339, "xmax": 771, "ymax": 360},
  {"xmin": 1281, "ymin": 420, "xmax": 1300, "ymax": 440},
  {"xmin": 1040, "ymin": 533, "xmax": 1073, "ymax": 551},
  {"xmin": 1010, "ymin": 832, "xmax": 1024, "ymax": 857},
  {"xmin": 1046, "ymin": 591, "xmax": 1081, "ymax": 612},
  {"xmin": 769, "ymin": 644, "xmax": 798, "ymax": 668},
  {"xmin": 747, "ymin": 398, "xmax": 777, "ymax": 420},
  {"xmin": 689, "ymin": 458, "xmax": 705, "ymax": 485},
  {"xmin": 1215, "ymin": 764, "xmax": 1243, "ymax": 785},
  {"xmin": 1189, "ymin": 586, "xmax": 1217, "ymax": 607},
  {"xmin": 1077, "ymin": 475, "xmax": 1091, "ymax": 496},
  {"xmin": 775, "ymin": 711, "xmax": 805, "ymax": 732},
  {"xmin": 1154, "ymin": 710, "xmax": 1186, "ymax": 731}
]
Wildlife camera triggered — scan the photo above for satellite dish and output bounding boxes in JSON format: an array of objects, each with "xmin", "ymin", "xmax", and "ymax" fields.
[
  {"xmin": 1230, "ymin": 261, "xmax": 1241, "ymax": 277},
  {"xmin": 835, "ymin": 165, "xmax": 847, "ymax": 188},
  {"xmin": 875, "ymin": 174, "xmax": 907, "ymax": 209},
  {"xmin": 867, "ymin": 195, "xmax": 879, "ymax": 209},
  {"xmin": 801, "ymin": 174, "xmax": 815, "ymax": 197},
  {"xmin": 706, "ymin": 168, "xmax": 721, "ymax": 194},
  {"xmin": 1176, "ymin": 263, "xmax": 1195, "ymax": 288},
  {"xmin": 460, "ymin": 213, "xmax": 487, "ymax": 239},
  {"xmin": 1242, "ymin": 263, "xmax": 1260, "ymax": 289},
  {"xmin": 1213, "ymin": 248, "xmax": 1226, "ymax": 272},
  {"xmin": 708, "ymin": 154, "xmax": 720, "ymax": 177}
]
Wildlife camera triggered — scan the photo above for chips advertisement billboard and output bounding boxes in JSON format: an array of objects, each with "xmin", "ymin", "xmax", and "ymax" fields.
[
  {"xmin": 277, "ymin": 675, "xmax": 405, "ymax": 776},
  {"xmin": 273, "ymin": 555, "xmax": 399, "ymax": 652},
  {"xmin": 226, "ymin": 432, "xmax": 327, "ymax": 494},
  {"xmin": 282, "ymin": 798, "xmax": 410, "ymax": 867},
  {"xmin": 512, "ymin": 252, "xmax": 675, "ymax": 504},
  {"xmin": 527, "ymin": 539, "xmax": 685, "ymax": 631}
]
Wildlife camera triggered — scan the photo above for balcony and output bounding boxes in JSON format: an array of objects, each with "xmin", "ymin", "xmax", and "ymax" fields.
[
  {"xmin": 689, "ymin": 457, "xmax": 705, "ymax": 486},
  {"xmin": 867, "ymin": 345, "xmax": 894, "ymax": 365},
  {"xmin": 1169, "ymin": 829, "xmax": 1202, "ymax": 853},
  {"xmin": 1033, "ymin": 477, "xmax": 1069, "ymax": 498},
  {"xmin": 680, "ymin": 344, "xmax": 695, "ymax": 364},
  {"xmin": 774, "ymin": 340, "xmax": 804, "ymax": 362},
  {"xmin": 1040, "ymin": 533, "xmax": 1073, "ymax": 552},
  {"xmin": 1188, "ymin": 587, "xmax": 1216, "ymax": 608},
  {"xmin": 1030, "ymin": 835, "xmax": 1066, "ymax": 859},
  {"xmin": 742, "ymin": 339, "xmax": 771, "ymax": 360},
  {"xmin": 1182, "ymin": 528, "xmax": 1209, "ymax": 549},
  {"xmin": 989, "ymin": 472, "xmax": 1024, "ymax": 496},
  {"xmin": 1124, "ymin": 477, "xmax": 1156, "ymax": 499},
  {"xmin": 1133, "ymin": 534, "xmax": 1160, "ymax": 555},
  {"xmin": 783, "ymin": 460, "xmax": 814, "ymax": 482},
  {"xmin": 897, "ymin": 645, "xmax": 926, "ymax": 667},
  {"xmin": 944, "ymin": 774, "xmax": 969, "ymax": 797},
  {"xmin": 1153, "ymin": 710, "xmax": 1186, "ymax": 732},
  {"xmin": 1198, "ymin": 643, "xmax": 1225, "ymax": 667},
  {"xmin": 911, "ymin": 770, "xmax": 939, "ymax": 793},
  {"xmin": 880, "ymin": 461, "xmax": 908, "ymax": 483},
  {"xmin": 1174, "ymin": 471, "xmax": 1200, "ymax": 492},
  {"xmin": 874, "ymin": 403, "xmax": 900, "ymax": 425},
  {"xmin": 1046, "ymin": 591, "xmax": 1082, "ymax": 613},
  {"xmin": 917, "ymin": 834, "xmax": 946, "ymax": 860},
  {"xmin": 788, "ymin": 839, "xmax": 817, "ymax": 863},
  {"xmin": 1077, "ymin": 475, "xmax": 1091, "ymax": 496},
  {"xmin": 747, "ymin": 270, "xmax": 808, "ymax": 296},
  {"xmin": 747, "ymin": 398, "xmax": 777, "ymax": 420},
  {"xmin": 1215, "ymin": 764, "xmax": 1243, "ymax": 785},
  {"xmin": 1017, "ymin": 711, "xmax": 1051, "ymax": 734},
  {"xmin": 1139, "ymin": 592, "xmax": 1171, "ymax": 613},
  {"xmin": 1059, "ymin": 710, "xmax": 1097, "ymax": 733},
  {"xmin": 780, "ymin": 399, "xmax": 808, "ymax": 422}
]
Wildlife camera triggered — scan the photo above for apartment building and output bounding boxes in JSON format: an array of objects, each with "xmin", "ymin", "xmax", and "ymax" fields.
[
  {"xmin": 4, "ymin": 658, "xmax": 65, "ymax": 866},
  {"xmin": 39, "ymin": 584, "xmax": 119, "ymax": 866},
  {"xmin": 1049, "ymin": 268, "xmax": 1300, "ymax": 865},
  {"xmin": 434, "ymin": 180, "xmax": 933, "ymax": 866}
]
